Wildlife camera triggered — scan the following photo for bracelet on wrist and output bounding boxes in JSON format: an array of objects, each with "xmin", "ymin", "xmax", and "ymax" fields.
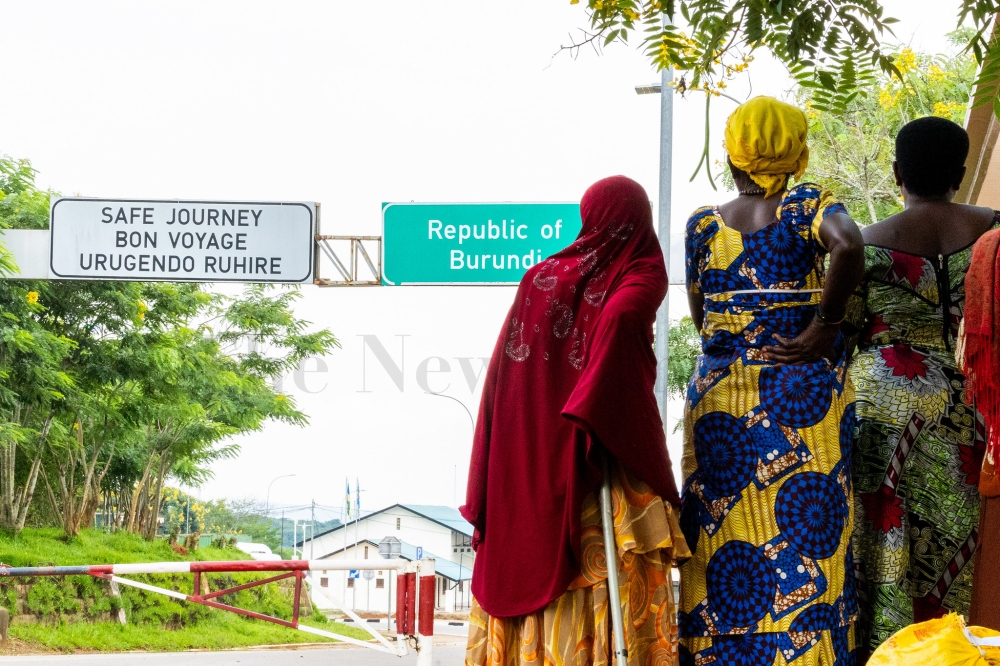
[{"xmin": 815, "ymin": 304, "xmax": 844, "ymax": 326}]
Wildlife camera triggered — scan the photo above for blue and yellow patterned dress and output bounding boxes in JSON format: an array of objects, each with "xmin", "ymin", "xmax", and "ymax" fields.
[{"xmin": 680, "ymin": 184, "xmax": 857, "ymax": 666}]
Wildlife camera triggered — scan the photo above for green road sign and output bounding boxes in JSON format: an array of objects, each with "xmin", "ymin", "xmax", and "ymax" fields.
[{"xmin": 382, "ymin": 203, "xmax": 582, "ymax": 285}]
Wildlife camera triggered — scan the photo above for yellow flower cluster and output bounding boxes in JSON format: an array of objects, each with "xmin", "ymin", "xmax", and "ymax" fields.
[
  {"xmin": 26, "ymin": 291, "xmax": 38, "ymax": 304},
  {"xmin": 878, "ymin": 88, "xmax": 905, "ymax": 111},
  {"xmin": 895, "ymin": 48, "xmax": 917, "ymax": 75},
  {"xmin": 933, "ymin": 100, "xmax": 965, "ymax": 119},
  {"xmin": 704, "ymin": 52, "xmax": 753, "ymax": 95},
  {"xmin": 137, "ymin": 300, "xmax": 148, "ymax": 321},
  {"xmin": 928, "ymin": 64, "xmax": 947, "ymax": 83},
  {"xmin": 804, "ymin": 100, "xmax": 819, "ymax": 120}
]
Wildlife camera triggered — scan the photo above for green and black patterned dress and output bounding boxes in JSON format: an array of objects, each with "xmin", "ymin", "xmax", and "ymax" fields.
[{"xmin": 845, "ymin": 216, "xmax": 999, "ymax": 653}]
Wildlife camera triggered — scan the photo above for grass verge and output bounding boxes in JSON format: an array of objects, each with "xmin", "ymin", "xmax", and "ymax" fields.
[
  {"xmin": 6, "ymin": 614, "xmax": 373, "ymax": 653},
  {"xmin": 0, "ymin": 528, "xmax": 375, "ymax": 653},
  {"xmin": 0, "ymin": 527, "xmax": 239, "ymax": 566}
]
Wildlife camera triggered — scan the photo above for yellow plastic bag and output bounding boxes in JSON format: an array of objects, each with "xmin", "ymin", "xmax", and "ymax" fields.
[{"xmin": 869, "ymin": 614, "xmax": 1000, "ymax": 666}]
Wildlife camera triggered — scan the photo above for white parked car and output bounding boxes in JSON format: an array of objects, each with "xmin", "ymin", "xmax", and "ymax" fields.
[{"xmin": 234, "ymin": 542, "xmax": 282, "ymax": 561}]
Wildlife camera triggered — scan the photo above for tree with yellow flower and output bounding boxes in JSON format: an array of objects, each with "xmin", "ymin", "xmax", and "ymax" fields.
[
  {"xmin": 798, "ymin": 32, "xmax": 977, "ymax": 224},
  {"xmin": 569, "ymin": 1, "xmax": 1000, "ymax": 122},
  {"xmin": 0, "ymin": 157, "xmax": 75, "ymax": 534}
]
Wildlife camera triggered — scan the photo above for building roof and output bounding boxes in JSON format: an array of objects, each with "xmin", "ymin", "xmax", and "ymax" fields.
[
  {"xmin": 313, "ymin": 538, "xmax": 472, "ymax": 581},
  {"xmin": 296, "ymin": 503, "xmax": 473, "ymax": 547},
  {"xmin": 400, "ymin": 505, "xmax": 473, "ymax": 537},
  {"xmin": 398, "ymin": 540, "xmax": 472, "ymax": 581}
]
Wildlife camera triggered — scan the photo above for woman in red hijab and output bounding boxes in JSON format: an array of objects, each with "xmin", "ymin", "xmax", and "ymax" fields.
[{"xmin": 461, "ymin": 176, "xmax": 689, "ymax": 665}]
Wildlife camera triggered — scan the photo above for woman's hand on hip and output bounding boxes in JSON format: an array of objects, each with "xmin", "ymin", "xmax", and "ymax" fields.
[{"xmin": 762, "ymin": 320, "xmax": 839, "ymax": 365}]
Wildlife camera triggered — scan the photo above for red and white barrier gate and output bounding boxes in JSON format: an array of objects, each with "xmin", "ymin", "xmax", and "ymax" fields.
[{"xmin": 0, "ymin": 558, "xmax": 436, "ymax": 664}]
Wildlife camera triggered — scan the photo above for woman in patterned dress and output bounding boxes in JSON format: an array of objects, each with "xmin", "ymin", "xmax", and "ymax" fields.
[
  {"xmin": 681, "ymin": 96, "xmax": 865, "ymax": 666},
  {"xmin": 462, "ymin": 176, "xmax": 689, "ymax": 666},
  {"xmin": 845, "ymin": 117, "xmax": 999, "ymax": 657}
]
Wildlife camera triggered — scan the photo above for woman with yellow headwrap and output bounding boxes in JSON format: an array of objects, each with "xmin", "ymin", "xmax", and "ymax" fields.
[{"xmin": 680, "ymin": 96, "xmax": 865, "ymax": 665}]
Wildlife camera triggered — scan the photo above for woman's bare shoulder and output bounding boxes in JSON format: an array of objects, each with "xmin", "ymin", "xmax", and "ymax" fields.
[
  {"xmin": 860, "ymin": 215, "xmax": 900, "ymax": 245},
  {"xmin": 860, "ymin": 204, "xmax": 997, "ymax": 251}
]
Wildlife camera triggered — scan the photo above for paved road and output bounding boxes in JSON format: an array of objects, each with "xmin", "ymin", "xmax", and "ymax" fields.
[
  {"xmin": 0, "ymin": 645, "xmax": 467, "ymax": 666},
  {"xmin": 339, "ymin": 619, "xmax": 469, "ymax": 637}
]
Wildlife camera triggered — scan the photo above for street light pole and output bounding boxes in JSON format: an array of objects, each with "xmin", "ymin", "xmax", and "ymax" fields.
[
  {"xmin": 635, "ymin": 10, "xmax": 675, "ymax": 428},
  {"xmin": 654, "ymin": 64, "xmax": 674, "ymax": 426},
  {"xmin": 637, "ymin": 66, "xmax": 675, "ymax": 426},
  {"xmin": 426, "ymin": 392, "xmax": 475, "ymax": 506},
  {"xmin": 265, "ymin": 473, "xmax": 296, "ymax": 517}
]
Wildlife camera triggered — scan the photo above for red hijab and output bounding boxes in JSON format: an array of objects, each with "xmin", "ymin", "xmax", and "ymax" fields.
[{"xmin": 460, "ymin": 176, "xmax": 680, "ymax": 618}]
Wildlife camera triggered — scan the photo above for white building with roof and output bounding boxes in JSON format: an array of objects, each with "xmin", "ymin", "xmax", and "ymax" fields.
[{"xmin": 296, "ymin": 504, "xmax": 474, "ymax": 613}]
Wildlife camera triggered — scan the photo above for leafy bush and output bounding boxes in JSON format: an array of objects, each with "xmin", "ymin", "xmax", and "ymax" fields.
[
  {"xmin": 667, "ymin": 317, "xmax": 701, "ymax": 399},
  {"xmin": 26, "ymin": 578, "xmax": 80, "ymax": 619},
  {"xmin": 0, "ymin": 583, "xmax": 19, "ymax": 614}
]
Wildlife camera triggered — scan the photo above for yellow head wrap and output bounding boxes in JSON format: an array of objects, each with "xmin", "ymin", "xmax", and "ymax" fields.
[{"xmin": 724, "ymin": 96, "xmax": 810, "ymax": 198}]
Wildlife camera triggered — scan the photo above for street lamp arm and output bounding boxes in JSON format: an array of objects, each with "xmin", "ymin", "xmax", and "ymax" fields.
[
  {"xmin": 265, "ymin": 473, "xmax": 297, "ymax": 517},
  {"xmin": 424, "ymin": 392, "xmax": 475, "ymax": 433}
]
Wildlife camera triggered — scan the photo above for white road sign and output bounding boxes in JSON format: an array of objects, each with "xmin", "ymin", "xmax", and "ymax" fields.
[{"xmin": 49, "ymin": 198, "xmax": 315, "ymax": 283}]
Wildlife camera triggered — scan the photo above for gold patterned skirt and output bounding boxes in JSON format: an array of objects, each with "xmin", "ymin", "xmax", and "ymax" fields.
[{"xmin": 465, "ymin": 462, "xmax": 690, "ymax": 666}]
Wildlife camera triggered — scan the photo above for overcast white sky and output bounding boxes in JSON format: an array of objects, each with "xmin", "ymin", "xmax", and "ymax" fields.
[{"xmin": 0, "ymin": 0, "xmax": 968, "ymax": 522}]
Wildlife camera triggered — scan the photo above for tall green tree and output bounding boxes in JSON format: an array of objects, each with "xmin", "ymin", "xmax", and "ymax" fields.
[
  {"xmin": 0, "ymin": 153, "xmax": 339, "ymax": 538},
  {"xmin": 0, "ymin": 156, "xmax": 74, "ymax": 534},
  {"xmin": 121, "ymin": 286, "xmax": 337, "ymax": 540}
]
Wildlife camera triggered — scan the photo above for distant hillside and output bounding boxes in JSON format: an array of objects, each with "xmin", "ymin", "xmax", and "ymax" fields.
[{"xmin": 272, "ymin": 517, "xmax": 341, "ymax": 552}]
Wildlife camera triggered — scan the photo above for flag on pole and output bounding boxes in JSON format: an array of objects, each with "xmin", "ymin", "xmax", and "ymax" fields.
[
  {"xmin": 345, "ymin": 478, "xmax": 351, "ymax": 519},
  {"xmin": 355, "ymin": 478, "xmax": 361, "ymax": 519}
]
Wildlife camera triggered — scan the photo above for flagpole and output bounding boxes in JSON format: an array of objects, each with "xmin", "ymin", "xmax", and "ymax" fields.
[
  {"xmin": 343, "ymin": 478, "xmax": 350, "ymax": 606},
  {"xmin": 353, "ymin": 478, "xmax": 360, "ymax": 611}
]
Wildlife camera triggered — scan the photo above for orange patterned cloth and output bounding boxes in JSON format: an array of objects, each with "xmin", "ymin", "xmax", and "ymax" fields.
[{"xmin": 464, "ymin": 462, "xmax": 690, "ymax": 666}]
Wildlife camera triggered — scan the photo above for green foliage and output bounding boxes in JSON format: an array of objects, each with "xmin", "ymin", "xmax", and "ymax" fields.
[
  {"xmin": 8, "ymin": 613, "xmax": 369, "ymax": 652},
  {"xmin": 0, "ymin": 526, "xmax": 360, "ymax": 648},
  {"xmin": 575, "ymin": 0, "xmax": 899, "ymax": 115},
  {"xmin": 571, "ymin": 1, "xmax": 1000, "ymax": 121},
  {"xmin": 311, "ymin": 607, "xmax": 329, "ymax": 624},
  {"xmin": 0, "ymin": 187, "xmax": 50, "ymax": 230},
  {"xmin": 0, "ymin": 156, "xmax": 38, "ymax": 197},
  {"xmin": 25, "ymin": 578, "xmax": 80, "ymax": 619},
  {"xmin": 0, "ymin": 151, "xmax": 339, "ymax": 538},
  {"xmin": 667, "ymin": 317, "xmax": 701, "ymax": 399},
  {"xmin": 799, "ymin": 36, "xmax": 977, "ymax": 224},
  {"xmin": 0, "ymin": 527, "xmax": 234, "ymax": 567},
  {"xmin": 0, "ymin": 584, "xmax": 19, "ymax": 615},
  {"xmin": 75, "ymin": 575, "xmax": 119, "ymax": 619},
  {"xmin": 159, "ymin": 491, "xmax": 281, "ymax": 551}
]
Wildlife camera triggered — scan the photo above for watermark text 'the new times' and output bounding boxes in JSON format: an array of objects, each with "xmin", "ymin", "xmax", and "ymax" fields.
[{"xmin": 274, "ymin": 335, "xmax": 490, "ymax": 395}]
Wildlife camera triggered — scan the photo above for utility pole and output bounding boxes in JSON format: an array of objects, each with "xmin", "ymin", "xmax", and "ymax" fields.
[{"xmin": 310, "ymin": 499, "xmax": 316, "ymax": 560}]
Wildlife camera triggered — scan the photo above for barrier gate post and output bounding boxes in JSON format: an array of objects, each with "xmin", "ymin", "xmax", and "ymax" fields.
[{"xmin": 416, "ymin": 558, "xmax": 436, "ymax": 666}]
